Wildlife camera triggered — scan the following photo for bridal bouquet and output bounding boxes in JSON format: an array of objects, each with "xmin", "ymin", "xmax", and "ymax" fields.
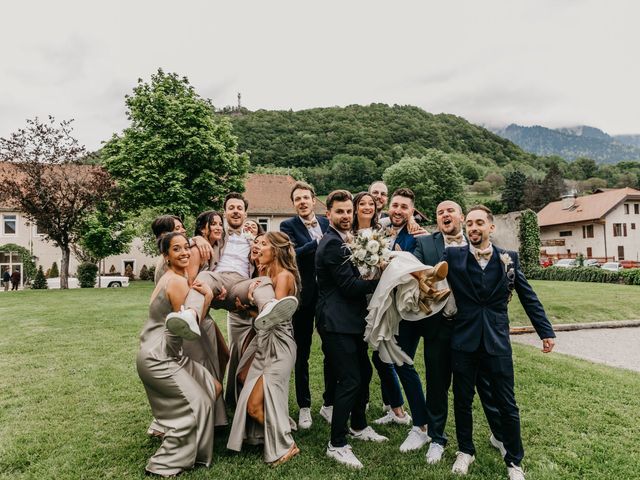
[{"xmin": 346, "ymin": 229, "xmax": 392, "ymax": 279}]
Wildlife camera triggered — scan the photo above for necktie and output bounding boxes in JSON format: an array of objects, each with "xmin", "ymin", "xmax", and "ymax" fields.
[
  {"xmin": 444, "ymin": 233, "xmax": 464, "ymax": 245},
  {"xmin": 474, "ymin": 248, "xmax": 493, "ymax": 261},
  {"xmin": 304, "ymin": 219, "xmax": 318, "ymax": 228}
]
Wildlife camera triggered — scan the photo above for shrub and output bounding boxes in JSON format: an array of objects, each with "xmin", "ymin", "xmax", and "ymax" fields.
[
  {"xmin": 48, "ymin": 261, "xmax": 59, "ymax": 278},
  {"xmin": 77, "ymin": 262, "xmax": 99, "ymax": 288},
  {"xmin": 124, "ymin": 264, "xmax": 135, "ymax": 281},
  {"xmin": 109, "ymin": 264, "xmax": 116, "ymax": 274},
  {"xmin": 31, "ymin": 266, "xmax": 48, "ymax": 289},
  {"xmin": 527, "ymin": 266, "xmax": 628, "ymax": 284},
  {"xmin": 484, "ymin": 199, "xmax": 507, "ymax": 215},
  {"xmin": 139, "ymin": 264, "xmax": 150, "ymax": 281},
  {"xmin": 518, "ymin": 210, "xmax": 541, "ymax": 276},
  {"xmin": 147, "ymin": 265, "xmax": 156, "ymax": 282}
]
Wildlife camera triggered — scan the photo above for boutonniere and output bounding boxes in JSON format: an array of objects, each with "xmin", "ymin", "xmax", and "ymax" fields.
[
  {"xmin": 500, "ymin": 252, "xmax": 513, "ymax": 272},
  {"xmin": 242, "ymin": 231, "xmax": 255, "ymax": 242}
]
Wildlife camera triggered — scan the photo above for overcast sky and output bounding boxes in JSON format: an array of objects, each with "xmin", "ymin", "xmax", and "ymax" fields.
[{"xmin": 1, "ymin": 0, "xmax": 638, "ymax": 150}]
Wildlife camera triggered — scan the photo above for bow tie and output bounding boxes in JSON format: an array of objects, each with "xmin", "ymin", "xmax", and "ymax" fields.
[
  {"xmin": 444, "ymin": 233, "xmax": 464, "ymax": 245},
  {"xmin": 304, "ymin": 219, "xmax": 318, "ymax": 228},
  {"xmin": 474, "ymin": 248, "xmax": 493, "ymax": 261},
  {"xmin": 227, "ymin": 227, "xmax": 242, "ymax": 236}
]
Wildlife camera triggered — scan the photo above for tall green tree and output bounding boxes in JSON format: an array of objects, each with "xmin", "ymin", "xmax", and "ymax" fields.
[
  {"xmin": 383, "ymin": 150, "xmax": 466, "ymax": 221},
  {"xmin": 502, "ymin": 170, "xmax": 528, "ymax": 212},
  {"xmin": 102, "ymin": 69, "xmax": 249, "ymax": 217}
]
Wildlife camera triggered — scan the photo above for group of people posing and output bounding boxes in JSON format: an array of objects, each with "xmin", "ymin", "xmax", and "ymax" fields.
[{"xmin": 136, "ymin": 180, "xmax": 556, "ymax": 480}]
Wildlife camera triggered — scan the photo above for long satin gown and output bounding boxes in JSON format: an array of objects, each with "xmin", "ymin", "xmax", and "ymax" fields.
[
  {"xmin": 136, "ymin": 287, "xmax": 217, "ymax": 476},
  {"xmin": 227, "ymin": 317, "xmax": 297, "ymax": 463}
]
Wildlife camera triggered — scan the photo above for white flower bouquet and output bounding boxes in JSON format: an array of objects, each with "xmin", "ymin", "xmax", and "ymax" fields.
[{"xmin": 346, "ymin": 229, "xmax": 392, "ymax": 279}]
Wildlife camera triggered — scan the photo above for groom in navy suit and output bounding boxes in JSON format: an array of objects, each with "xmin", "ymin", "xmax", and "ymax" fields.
[
  {"xmin": 444, "ymin": 205, "xmax": 555, "ymax": 480},
  {"xmin": 280, "ymin": 181, "xmax": 330, "ymax": 429}
]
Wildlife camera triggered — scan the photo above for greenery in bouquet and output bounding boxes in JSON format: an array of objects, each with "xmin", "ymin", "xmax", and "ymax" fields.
[{"xmin": 346, "ymin": 229, "xmax": 392, "ymax": 278}]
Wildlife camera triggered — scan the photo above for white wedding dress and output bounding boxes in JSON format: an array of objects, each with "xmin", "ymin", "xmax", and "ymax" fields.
[{"xmin": 364, "ymin": 251, "xmax": 453, "ymax": 366}]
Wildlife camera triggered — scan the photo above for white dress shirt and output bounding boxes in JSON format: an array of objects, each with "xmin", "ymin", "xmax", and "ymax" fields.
[
  {"xmin": 301, "ymin": 214, "xmax": 323, "ymax": 242},
  {"xmin": 469, "ymin": 242, "xmax": 493, "ymax": 270},
  {"xmin": 216, "ymin": 232, "xmax": 251, "ymax": 278}
]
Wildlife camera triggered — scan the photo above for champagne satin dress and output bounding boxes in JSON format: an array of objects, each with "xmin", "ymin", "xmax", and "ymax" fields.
[{"xmin": 136, "ymin": 287, "xmax": 217, "ymax": 476}]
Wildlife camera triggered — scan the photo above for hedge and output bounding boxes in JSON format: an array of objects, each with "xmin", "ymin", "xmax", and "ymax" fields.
[{"xmin": 528, "ymin": 266, "xmax": 640, "ymax": 285}]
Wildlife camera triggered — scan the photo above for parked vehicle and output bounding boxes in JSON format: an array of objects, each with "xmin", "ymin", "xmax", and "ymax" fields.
[
  {"xmin": 601, "ymin": 262, "xmax": 623, "ymax": 272},
  {"xmin": 583, "ymin": 259, "xmax": 601, "ymax": 268},
  {"xmin": 619, "ymin": 260, "xmax": 640, "ymax": 269},
  {"xmin": 539, "ymin": 258, "xmax": 553, "ymax": 268},
  {"xmin": 554, "ymin": 259, "xmax": 577, "ymax": 268},
  {"xmin": 46, "ymin": 276, "xmax": 130, "ymax": 289}
]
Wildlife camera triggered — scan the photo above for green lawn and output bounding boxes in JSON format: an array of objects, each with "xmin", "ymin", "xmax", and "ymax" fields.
[
  {"xmin": 1, "ymin": 281, "xmax": 639, "ymax": 479},
  {"xmin": 509, "ymin": 280, "xmax": 640, "ymax": 326}
]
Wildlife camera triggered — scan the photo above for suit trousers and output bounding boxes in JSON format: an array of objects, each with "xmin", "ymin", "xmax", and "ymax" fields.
[
  {"xmin": 292, "ymin": 301, "xmax": 315, "ymax": 408},
  {"xmin": 452, "ymin": 345, "xmax": 523, "ymax": 467},
  {"xmin": 321, "ymin": 330, "xmax": 371, "ymax": 447},
  {"xmin": 319, "ymin": 329, "xmax": 337, "ymax": 407}
]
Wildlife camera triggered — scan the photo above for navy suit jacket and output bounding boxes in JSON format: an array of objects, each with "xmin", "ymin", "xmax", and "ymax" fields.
[
  {"xmin": 280, "ymin": 215, "xmax": 330, "ymax": 307},
  {"xmin": 315, "ymin": 227, "xmax": 378, "ymax": 335},
  {"xmin": 443, "ymin": 245, "xmax": 555, "ymax": 356},
  {"xmin": 413, "ymin": 231, "xmax": 452, "ymax": 338},
  {"xmin": 393, "ymin": 224, "xmax": 417, "ymax": 254}
]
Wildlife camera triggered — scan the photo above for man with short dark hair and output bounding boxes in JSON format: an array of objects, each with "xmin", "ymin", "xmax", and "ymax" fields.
[
  {"xmin": 445, "ymin": 205, "xmax": 555, "ymax": 480},
  {"xmin": 317, "ymin": 190, "xmax": 387, "ymax": 469},
  {"xmin": 280, "ymin": 181, "xmax": 330, "ymax": 429},
  {"xmin": 165, "ymin": 192, "xmax": 298, "ymax": 341}
]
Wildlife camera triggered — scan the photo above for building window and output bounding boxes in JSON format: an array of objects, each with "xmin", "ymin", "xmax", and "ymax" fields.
[
  {"xmin": 586, "ymin": 247, "xmax": 593, "ymax": 257},
  {"xmin": 632, "ymin": 223, "xmax": 637, "ymax": 230},
  {"xmin": 624, "ymin": 223, "xmax": 628, "ymax": 236},
  {"xmin": 624, "ymin": 203, "xmax": 630, "ymax": 214},
  {"xmin": 257, "ymin": 217, "xmax": 270, "ymax": 232},
  {"xmin": 635, "ymin": 204, "xmax": 639, "ymax": 214},
  {"xmin": 33, "ymin": 222, "xmax": 47, "ymax": 236},
  {"xmin": 582, "ymin": 225, "xmax": 594, "ymax": 238},
  {"xmin": 2, "ymin": 215, "xmax": 17, "ymax": 235},
  {"xmin": 613, "ymin": 223, "xmax": 623, "ymax": 237},
  {"xmin": 123, "ymin": 260, "xmax": 136, "ymax": 277},
  {"xmin": 559, "ymin": 231, "xmax": 572, "ymax": 237},
  {"xmin": 618, "ymin": 246, "xmax": 625, "ymax": 261}
]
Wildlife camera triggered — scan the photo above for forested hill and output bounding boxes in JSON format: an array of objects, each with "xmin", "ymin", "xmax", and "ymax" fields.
[{"xmin": 224, "ymin": 104, "xmax": 536, "ymax": 168}]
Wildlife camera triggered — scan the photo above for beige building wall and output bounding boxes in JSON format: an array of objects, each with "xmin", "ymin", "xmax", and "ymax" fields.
[{"xmin": 0, "ymin": 210, "xmax": 156, "ymax": 281}]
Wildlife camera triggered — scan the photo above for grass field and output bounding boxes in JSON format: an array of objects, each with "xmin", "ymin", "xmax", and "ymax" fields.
[{"xmin": 1, "ymin": 281, "xmax": 639, "ymax": 479}]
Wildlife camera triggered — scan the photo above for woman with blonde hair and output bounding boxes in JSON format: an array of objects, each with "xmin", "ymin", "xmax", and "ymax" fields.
[{"xmin": 227, "ymin": 231, "xmax": 301, "ymax": 466}]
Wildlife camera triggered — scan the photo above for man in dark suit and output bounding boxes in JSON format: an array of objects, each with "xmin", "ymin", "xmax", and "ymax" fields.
[
  {"xmin": 368, "ymin": 181, "xmax": 389, "ymax": 220},
  {"xmin": 280, "ymin": 181, "xmax": 330, "ymax": 430},
  {"xmin": 444, "ymin": 205, "xmax": 555, "ymax": 480},
  {"xmin": 413, "ymin": 200, "xmax": 505, "ymax": 464},
  {"xmin": 316, "ymin": 190, "xmax": 387, "ymax": 469}
]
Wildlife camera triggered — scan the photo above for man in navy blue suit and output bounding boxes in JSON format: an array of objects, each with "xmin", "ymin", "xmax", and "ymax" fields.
[
  {"xmin": 280, "ymin": 181, "xmax": 331, "ymax": 430},
  {"xmin": 316, "ymin": 190, "xmax": 387, "ymax": 469},
  {"xmin": 412, "ymin": 200, "xmax": 505, "ymax": 465},
  {"xmin": 444, "ymin": 205, "xmax": 555, "ymax": 480}
]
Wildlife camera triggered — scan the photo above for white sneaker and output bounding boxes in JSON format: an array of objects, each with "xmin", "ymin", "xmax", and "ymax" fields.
[
  {"xmin": 165, "ymin": 307, "xmax": 200, "ymax": 340},
  {"xmin": 298, "ymin": 407, "xmax": 312, "ymax": 429},
  {"xmin": 319, "ymin": 405, "xmax": 333, "ymax": 425},
  {"xmin": 349, "ymin": 425, "xmax": 388, "ymax": 442},
  {"xmin": 426, "ymin": 442, "xmax": 445, "ymax": 464},
  {"xmin": 373, "ymin": 408, "xmax": 412, "ymax": 426},
  {"xmin": 326, "ymin": 443, "xmax": 363, "ymax": 469},
  {"xmin": 508, "ymin": 463, "xmax": 525, "ymax": 480},
  {"xmin": 451, "ymin": 451, "xmax": 475, "ymax": 475},
  {"xmin": 255, "ymin": 296, "xmax": 298, "ymax": 330},
  {"xmin": 489, "ymin": 434, "xmax": 507, "ymax": 458},
  {"xmin": 399, "ymin": 426, "xmax": 431, "ymax": 452}
]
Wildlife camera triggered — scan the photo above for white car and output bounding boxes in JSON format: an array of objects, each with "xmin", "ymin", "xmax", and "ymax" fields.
[
  {"xmin": 554, "ymin": 259, "xmax": 577, "ymax": 268},
  {"xmin": 601, "ymin": 262, "xmax": 623, "ymax": 272},
  {"xmin": 46, "ymin": 276, "xmax": 130, "ymax": 289}
]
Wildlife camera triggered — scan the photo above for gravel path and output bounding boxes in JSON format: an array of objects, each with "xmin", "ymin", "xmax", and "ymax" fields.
[{"xmin": 511, "ymin": 326, "xmax": 640, "ymax": 372}]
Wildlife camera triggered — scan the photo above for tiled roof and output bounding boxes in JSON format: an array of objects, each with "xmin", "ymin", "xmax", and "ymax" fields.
[
  {"xmin": 244, "ymin": 173, "xmax": 326, "ymax": 216},
  {"xmin": 537, "ymin": 187, "xmax": 640, "ymax": 227}
]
